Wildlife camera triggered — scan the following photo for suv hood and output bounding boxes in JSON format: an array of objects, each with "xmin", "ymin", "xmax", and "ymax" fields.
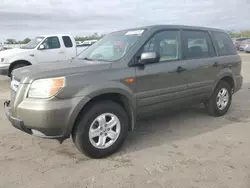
[
  {"xmin": 12, "ymin": 59, "xmax": 112, "ymax": 83},
  {"xmin": 0, "ymin": 48, "xmax": 31, "ymax": 58}
]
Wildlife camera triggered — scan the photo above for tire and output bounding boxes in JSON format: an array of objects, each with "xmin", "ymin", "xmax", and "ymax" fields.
[
  {"xmin": 205, "ymin": 80, "xmax": 232, "ymax": 117},
  {"xmin": 9, "ymin": 63, "xmax": 27, "ymax": 77},
  {"xmin": 72, "ymin": 101, "xmax": 129, "ymax": 158}
]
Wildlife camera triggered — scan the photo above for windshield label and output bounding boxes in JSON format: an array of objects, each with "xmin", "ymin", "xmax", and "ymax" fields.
[{"xmin": 125, "ymin": 30, "xmax": 144, "ymax": 36}]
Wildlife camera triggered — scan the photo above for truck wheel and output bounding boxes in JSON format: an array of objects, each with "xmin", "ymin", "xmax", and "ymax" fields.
[
  {"xmin": 9, "ymin": 63, "xmax": 27, "ymax": 77},
  {"xmin": 72, "ymin": 101, "xmax": 129, "ymax": 158},
  {"xmin": 205, "ymin": 80, "xmax": 232, "ymax": 117}
]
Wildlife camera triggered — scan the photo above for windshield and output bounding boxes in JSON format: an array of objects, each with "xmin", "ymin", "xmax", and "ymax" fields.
[
  {"xmin": 20, "ymin": 37, "xmax": 45, "ymax": 49},
  {"xmin": 77, "ymin": 29, "xmax": 145, "ymax": 62}
]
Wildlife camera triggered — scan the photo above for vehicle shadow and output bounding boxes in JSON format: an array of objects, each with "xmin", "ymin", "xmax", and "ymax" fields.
[
  {"xmin": 121, "ymin": 105, "xmax": 225, "ymax": 153},
  {"xmin": 120, "ymin": 83, "xmax": 250, "ymax": 155},
  {"xmin": 55, "ymin": 104, "xmax": 234, "ymax": 161}
]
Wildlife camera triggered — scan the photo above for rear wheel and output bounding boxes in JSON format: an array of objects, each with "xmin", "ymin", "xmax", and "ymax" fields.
[
  {"xmin": 205, "ymin": 80, "xmax": 232, "ymax": 117},
  {"xmin": 72, "ymin": 101, "xmax": 129, "ymax": 158}
]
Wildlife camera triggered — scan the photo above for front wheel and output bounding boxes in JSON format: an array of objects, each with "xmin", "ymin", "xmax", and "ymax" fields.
[
  {"xmin": 205, "ymin": 80, "xmax": 232, "ymax": 117},
  {"xmin": 72, "ymin": 101, "xmax": 129, "ymax": 158}
]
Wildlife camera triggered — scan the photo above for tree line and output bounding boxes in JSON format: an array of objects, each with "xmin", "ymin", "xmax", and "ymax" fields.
[
  {"xmin": 3, "ymin": 30, "xmax": 250, "ymax": 44},
  {"xmin": 228, "ymin": 30, "xmax": 250, "ymax": 38}
]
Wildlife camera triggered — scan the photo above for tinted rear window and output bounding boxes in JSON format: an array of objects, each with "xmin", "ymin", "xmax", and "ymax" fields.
[
  {"xmin": 62, "ymin": 36, "xmax": 73, "ymax": 48},
  {"xmin": 212, "ymin": 31, "xmax": 237, "ymax": 56}
]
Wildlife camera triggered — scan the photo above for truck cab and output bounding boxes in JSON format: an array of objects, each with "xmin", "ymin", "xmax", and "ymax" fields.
[{"xmin": 0, "ymin": 34, "xmax": 77, "ymax": 76}]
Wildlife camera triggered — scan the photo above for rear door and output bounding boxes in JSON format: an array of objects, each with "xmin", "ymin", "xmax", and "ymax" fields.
[
  {"xmin": 35, "ymin": 36, "xmax": 66, "ymax": 63},
  {"xmin": 135, "ymin": 30, "xmax": 190, "ymax": 116},
  {"xmin": 181, "ymin": 30, "xmax": 218, "ymax": 99}
]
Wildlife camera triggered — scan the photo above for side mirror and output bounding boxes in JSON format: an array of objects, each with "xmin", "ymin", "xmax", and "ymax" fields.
[
  {"xmin": 39, "ymin": 44, "xmax": 45, "ymax": 50},
  {"xmin": 139, "ymin": 52, "xmax": 160, "ymax": 64}
]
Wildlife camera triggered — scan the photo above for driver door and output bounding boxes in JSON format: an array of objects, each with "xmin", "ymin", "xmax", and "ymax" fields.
[
  {"xmin": 135, "ymin": 30, "xmax": 190, "ymax": 116},
  {"xmin": 35, "ymin": 36, "xmax": 66, "ymax": 63}
]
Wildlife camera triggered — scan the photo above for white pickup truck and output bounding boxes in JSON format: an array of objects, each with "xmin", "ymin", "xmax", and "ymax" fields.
[{"xmin": 0, "ymin": 34, "xmax": 83, "ymax": 76}]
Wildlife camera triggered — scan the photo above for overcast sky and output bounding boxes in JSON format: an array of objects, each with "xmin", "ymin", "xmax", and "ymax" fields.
[{"xmin": 0, "ymin": 0, "xmax": 249, "ymax": 42}]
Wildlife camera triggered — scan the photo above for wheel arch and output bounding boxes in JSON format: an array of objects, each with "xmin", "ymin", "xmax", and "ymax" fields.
[
  {"xmin": 9, "ymin": 60, "xmax": 32, "ymax": 76},
  {"xmin": 219, "ymin": 76, "xmax": 235, "ymax": 92},
  {"xmin": 68, "ymin": 92, "xmax": 136, "ymax": 136},
  {"xmin": 215, "ymin": 73, "xmax": 235, "ymax": 93}
]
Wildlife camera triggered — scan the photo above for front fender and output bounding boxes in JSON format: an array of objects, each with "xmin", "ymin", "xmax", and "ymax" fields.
[
  {"xmin": 85, "ymin": 82, "xmax": 136, "ymax": 107},
  {"xmin": 8, "ymin": 54, "xmax": 35, "ymax": 65},
  {"xmin": 60, "ymin": 81, "xmax": 137, "ymax": 135}
]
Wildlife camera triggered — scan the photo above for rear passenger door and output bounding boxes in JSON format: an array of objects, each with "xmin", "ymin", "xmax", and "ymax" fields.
[
  {"xmin": 182, "ymin": 30, "xmax": 219, "ymax": 99},
  {"xmin": 135, "ymin": 30, "xmax": 190, "ymax": 116}
]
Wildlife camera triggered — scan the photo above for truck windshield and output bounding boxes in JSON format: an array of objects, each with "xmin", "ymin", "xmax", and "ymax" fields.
[
  {"xmin": 77, "ymin": 29, "xmax": 145, "ymax": 62},
  {"xmin": 20, "ymin": 37, "xmax": 45, "ymax": 49}
]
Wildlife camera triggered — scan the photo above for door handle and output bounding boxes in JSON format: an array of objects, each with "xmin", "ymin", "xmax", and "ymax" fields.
[
  {"xmin": 213, "ymin": 62, "xmax": 219, "ymax": 67},
  {"xmin": 29, "ymin": 54, "xmax": 34, "ymax": 57},
  {"xmin": 176, "ymin": 66, "xmax": 186, "ymax": 73},
  {"xmin": 59, "ymin": 51, "xmax": 64, "ymax": 54}
]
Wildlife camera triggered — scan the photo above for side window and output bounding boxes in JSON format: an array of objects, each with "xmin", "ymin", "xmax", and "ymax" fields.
[
  {"xmin": 42, "ymin": 37, "xmax": 61, "ymax": 49},
  {"xmin": 182, "ymin": 30, "xmax": 211, "ymax": 59},
  {"xmin": 62, "ymin": 36, "xmax": 73, "ymax": 48},
  {"xmin": 142, "ymin": 30, "xmax": 179, "ymax": 62},
  {"xmin": 211, "ymin": 31, "xmax": 237, "ymax": 56}
]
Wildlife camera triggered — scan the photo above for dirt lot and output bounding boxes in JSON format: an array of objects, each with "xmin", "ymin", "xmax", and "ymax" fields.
[{"xmin": 1, "ymin": 53, "xmax": 250, "ymax": 188}]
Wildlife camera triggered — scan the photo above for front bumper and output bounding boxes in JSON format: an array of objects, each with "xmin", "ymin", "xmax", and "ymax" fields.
[
  {"xmin": 4, "ymin": 100, "xmax": 67, "ymax": 141},
  {"xmin": 4, "ymin": 96, "xmax": 89, "ymax": 141},
  {"xmin": 0, "ymin": 64, "xmax": 9, "ymax": 75},
  {"xmin": 4, "ymin": 100, "xmax": 32, "ymax": 134}
]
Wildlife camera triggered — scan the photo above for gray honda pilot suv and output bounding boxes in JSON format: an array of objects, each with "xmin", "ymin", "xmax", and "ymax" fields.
[{"xmin": 4, "ymin": 25, "xmax": 243, "ymax": 158}]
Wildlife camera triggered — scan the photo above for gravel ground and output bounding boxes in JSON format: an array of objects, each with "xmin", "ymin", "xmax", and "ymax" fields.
[{"xmin": 0, "ymin": 53, "xmax": 250, "ymax": 188}]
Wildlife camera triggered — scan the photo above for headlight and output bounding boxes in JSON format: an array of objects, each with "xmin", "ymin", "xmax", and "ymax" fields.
[
  {"xmin": 28, "ymin": 77, "xmax": 65, "ymax": 99},
  {"xmin": 0, "ymin": 58, "xmax": 4, "ymax": 63}
]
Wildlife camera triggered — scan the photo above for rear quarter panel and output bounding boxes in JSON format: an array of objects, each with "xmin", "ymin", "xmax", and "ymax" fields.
[{"xmin": 213, "ymin": 54, "xmax": 242, "ymax": 91}]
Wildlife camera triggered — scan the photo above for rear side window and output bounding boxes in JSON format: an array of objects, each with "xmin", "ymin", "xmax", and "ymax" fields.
[
  {"xmin": 211, "ymin": 31, "xmax": 237, "ymax": 56},
  {"xmin": 62, "ymin": 36, "xmax": 73, "ymax": 48},
  {"xmin": 182, "ymin": 30, "xmax": 214, "ymax": 59}
]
